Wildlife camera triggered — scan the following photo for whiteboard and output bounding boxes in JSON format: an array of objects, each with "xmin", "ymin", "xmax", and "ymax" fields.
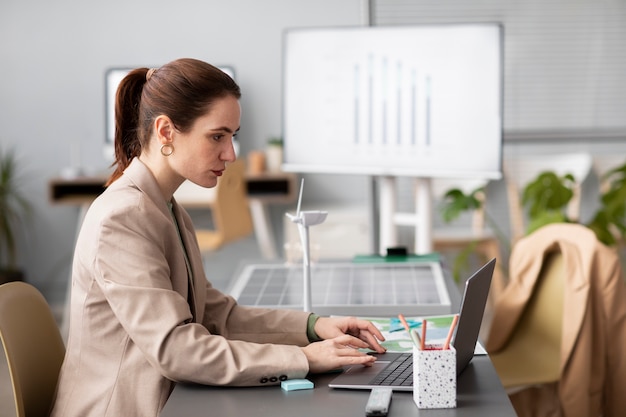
[{"xmin": 282, "ymin": 24, "xmax": 503, "ymax": 179}]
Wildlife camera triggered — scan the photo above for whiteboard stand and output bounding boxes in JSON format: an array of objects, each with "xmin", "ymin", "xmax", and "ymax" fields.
[
  {"xmin": 377, "ymin": 176, "xmax": 433, "ymax": 255},
  {"xmin": 378, "ymin": 176, "xmax": 397, "ymax": 254}
]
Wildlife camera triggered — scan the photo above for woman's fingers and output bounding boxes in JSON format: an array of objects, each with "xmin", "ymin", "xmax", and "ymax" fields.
[
  {"xmin": 302, "ymin": 334, "xmax": 382, "ymax": 373},
  {"xmin": 332, "ymin": 334, "xmax": 370, "ymax": 350}
]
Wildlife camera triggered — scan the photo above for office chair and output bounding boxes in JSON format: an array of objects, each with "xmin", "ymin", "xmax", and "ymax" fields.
[
  {"xmin": 504, "ymin": 152, "xmax": 592, "ymax": 244},
  {"xmin": 0, "ymin": 281, "xmax": 66, "ymax": 417},
  {"xmin": 488, "ymin": 251, "xmax": 564, "ymax": 388},
  {"xmin": 486, "ymin": 223, "xmax": 626, "ymax": 417},
  {"xmin": 174, "ymin": 159, "xmax": 254, "ymax": 252}
]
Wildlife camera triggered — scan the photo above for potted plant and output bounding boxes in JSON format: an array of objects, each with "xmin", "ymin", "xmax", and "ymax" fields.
[
  {"xmin": 520, "ymin": 165, "xmax": 626, "ymax": 246},
  {"xmin": 440, "ymin": 160, "xmax": 626, "ymax": 281},
  {"xmin": 439, "ymin": 184, "xmax": 510, "ymax": 282},
  {"xmin": 0, "ymin": 146, "xmax": 32, "ymax": 284},
  {"xmin": 521, "ymin": 171, "xmax": 576, "ymax": 235},
  {"xmin": 265, "ymin": 137, "xmax": 283, "ymax": 173}
]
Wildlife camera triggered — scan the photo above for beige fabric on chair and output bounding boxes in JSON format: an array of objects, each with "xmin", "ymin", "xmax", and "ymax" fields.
[
  {"xmin": 0, "ymin": 282, "xmax": 65, "ymax": 417},
  {"xmin": 489, "ymin": 251, "xmax": 564, "ymax": 388},
  {"xmin": 174, "ymin": 159, "xmax": 254, "ymax": 252},
  {"xmin": 486, "ymin": 223, "xmax": 626, "ymax": 417}
]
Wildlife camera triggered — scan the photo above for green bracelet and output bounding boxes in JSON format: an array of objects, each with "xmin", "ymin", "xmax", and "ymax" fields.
[{"xmin": 306, "ymin": 313, "xmax": 322, "ymax": 342}]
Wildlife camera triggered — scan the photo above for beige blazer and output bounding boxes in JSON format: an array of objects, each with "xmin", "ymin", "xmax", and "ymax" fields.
[
  {"xmin": 487, "ymin": 223, "xmax": 626, "ymax": 417},
  {"xmin": 50, "ymin": 159, "xmax": 311, "ymax": 417}
]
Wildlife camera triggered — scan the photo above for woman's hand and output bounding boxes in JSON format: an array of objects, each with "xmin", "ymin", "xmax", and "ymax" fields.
[
  {"xmin": 300, "ymin": 334, "xmax": 378, "ymax": 373},
  {"xmin": 314, "ymin": 316, "xmax": 386, "ymax": 353}
]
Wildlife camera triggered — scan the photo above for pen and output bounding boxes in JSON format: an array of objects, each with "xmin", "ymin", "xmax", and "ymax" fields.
[
  {"xmin": 443, "ymin": 314, "xmax": 459, "ymax": 350},
  {"xmin": 410, "ymin": 328, "xmax": 422, "ymax": 347}
]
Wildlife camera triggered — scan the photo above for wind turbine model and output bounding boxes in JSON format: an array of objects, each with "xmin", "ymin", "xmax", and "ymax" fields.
[{"xmin": 285, "ymin": 179, "xmax": 328, "ymax": 312}]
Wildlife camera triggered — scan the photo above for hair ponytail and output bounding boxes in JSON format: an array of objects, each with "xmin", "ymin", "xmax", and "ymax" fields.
[{"xmin": 105, "ymin": 68, "xmax": 149, "ymax": 186}]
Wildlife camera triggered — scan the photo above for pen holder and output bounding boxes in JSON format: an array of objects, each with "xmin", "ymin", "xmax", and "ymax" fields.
[{"xmin": 413, "ymin": 345, "xmax": 456, "ymax": 409}]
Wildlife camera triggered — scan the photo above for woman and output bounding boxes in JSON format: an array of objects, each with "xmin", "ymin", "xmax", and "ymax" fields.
[{"xmin": 50, "ymin": 58, "xmax": 385, "ymax": 417}]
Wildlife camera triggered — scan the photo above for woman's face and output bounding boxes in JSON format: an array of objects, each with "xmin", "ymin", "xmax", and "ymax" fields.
[{"xmin": 172, "ymin": 94, "xmax": 241, "ymax": 189}]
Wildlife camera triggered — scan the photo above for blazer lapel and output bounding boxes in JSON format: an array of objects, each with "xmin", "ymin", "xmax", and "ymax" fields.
[{"xmin": 171, "ymin": 200, "xmax": 206, "ymax": 323}]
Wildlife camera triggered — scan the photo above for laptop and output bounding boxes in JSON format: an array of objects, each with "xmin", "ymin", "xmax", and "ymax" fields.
[{"xmin": 328, "ymin": 258, "xmax": 495, "ymax": 391}]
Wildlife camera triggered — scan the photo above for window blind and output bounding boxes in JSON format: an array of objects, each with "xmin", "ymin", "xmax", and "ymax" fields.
[{"xmin": 370, "ymin": 0, "xmax": 626, "ymax": 140}]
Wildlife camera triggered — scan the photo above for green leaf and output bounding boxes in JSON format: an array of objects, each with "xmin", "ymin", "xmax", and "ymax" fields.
[
  {"xmin": 0, "ymin": 146, "xmax": 32, "ymax": 269},
  {"xmin": 440, "ymin": 187, "xmax": 483, "ymax": 223},
  {"xmin": 522, "ymin": 171, "xmax": 574, "ymax": 219},
  {"xmin": 525, "ymin": 212, "xmax": 568, "ymax": 235},
  {"xmin": 586, "ymin": 212, "xmax": 617, "ymax": 246}
]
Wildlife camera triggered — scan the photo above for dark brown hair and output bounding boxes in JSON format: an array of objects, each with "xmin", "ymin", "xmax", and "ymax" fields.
[{"xmin": 106, "ymin": 58, "xmax": 241, "ymax": 186}]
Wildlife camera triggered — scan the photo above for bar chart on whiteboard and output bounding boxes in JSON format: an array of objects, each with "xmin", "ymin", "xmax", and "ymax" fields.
[{"xmin": 282, "ymin": 24, "xmax": 503, "ymax": 179}]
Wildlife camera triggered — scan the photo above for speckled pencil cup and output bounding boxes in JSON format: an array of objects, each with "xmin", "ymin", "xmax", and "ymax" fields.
[{"xmin": 413, "ymin": 345, "xmax": 457, "ymax": 409}]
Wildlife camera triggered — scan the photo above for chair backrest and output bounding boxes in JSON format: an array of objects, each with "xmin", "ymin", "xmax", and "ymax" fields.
[
  {"xmin": 487, "ymin": 222, "xmax": 626, "ymax": 415},
  {"xmin": 488, "ymin": 251, "xmax": 564, "ymax": 388},
  {"xmin": 175, "ymin": 159, "xmax": 253, "ymax": 251},
  {"xmin": 504, "ymin": 152, "xmax": 592, "ymax": 242},
  {"xmin": 0, "ymin": 281, "xmax": 65, "ymax": 417},
  {"xmin": 211, "ymin": 159, "xmax": 254, "ymax": 244}
]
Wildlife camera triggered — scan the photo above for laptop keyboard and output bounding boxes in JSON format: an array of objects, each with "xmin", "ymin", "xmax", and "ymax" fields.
[{"xmin": 369, "ymin": 353, "xmax": 413, "ymax": 387}]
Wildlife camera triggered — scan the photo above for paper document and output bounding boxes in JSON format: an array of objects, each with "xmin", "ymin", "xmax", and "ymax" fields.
[{"xmin": 364, "ymin": 316, "xmax": 487, "ymax": 355}]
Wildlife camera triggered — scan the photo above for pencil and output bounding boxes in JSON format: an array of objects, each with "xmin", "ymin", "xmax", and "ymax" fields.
[
  {"xmin": 420, "ymin": 319, "xmax": 427, "ymax": 351},
  {"xmin": 397, "ymin": 314, "xmax": 411, "ymax": 333},
  {"xmin": 443, "ymin": 314, "xmax": 460, "ymax": 350},
  {"xmin": 398, "ymin": 314, "xmax": 420, "ymax": 348}
]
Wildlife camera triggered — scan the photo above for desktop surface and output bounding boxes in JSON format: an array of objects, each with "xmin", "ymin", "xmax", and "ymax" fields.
[
  {"xmin": 160, "ymin": 259, "xmax": 515, "ymax": 416},
  {"xmin": 160, "ymin": 355, "xmax": 515, "ymax": 416}
]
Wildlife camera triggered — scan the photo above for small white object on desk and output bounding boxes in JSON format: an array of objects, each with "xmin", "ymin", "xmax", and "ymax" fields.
[
  {"xmin": 365, "ymin": 387, "xmax": 393, "ymax": 416},
  {"xmin": 413, "ymin": 345, "xmax": 457, "ymax": 409},
  {"xmin": 285, "ymin": 179, "xmax": 327, "ymax": 312}
]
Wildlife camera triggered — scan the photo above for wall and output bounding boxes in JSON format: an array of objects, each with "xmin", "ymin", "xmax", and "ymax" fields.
[
  {"xmin": 2, "ymin": 0, "xmax": 625, "ymax": 304},
  {"xmin": 0, "ymin": 0, "xmax": 369, "ymax": 303}
]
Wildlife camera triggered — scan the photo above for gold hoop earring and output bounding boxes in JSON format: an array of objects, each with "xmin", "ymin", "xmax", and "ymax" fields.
[{"xmin": 160, "ymin": 144, "xmax": 174, "ymax": 156}]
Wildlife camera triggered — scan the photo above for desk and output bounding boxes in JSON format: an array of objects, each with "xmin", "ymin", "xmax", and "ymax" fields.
[
  {"xmin": 48, "ymin": 171, "xmax": 297, "ymax": 259},
  {"xmin": 159, "ymin": 260, "xmax": 516, "ymax": 416},
  {"xmin": 161, "ymin": 356, "xmax": 515, "ymax": 416}
]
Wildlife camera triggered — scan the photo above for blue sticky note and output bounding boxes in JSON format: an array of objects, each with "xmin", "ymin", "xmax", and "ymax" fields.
[
  {"xmin": 389, "ymin": 317, "xmax": 421, "ymax": 332},
  {"xmin": 281, "ymin": 378, "xmax": 314, "ymax": 391}
]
